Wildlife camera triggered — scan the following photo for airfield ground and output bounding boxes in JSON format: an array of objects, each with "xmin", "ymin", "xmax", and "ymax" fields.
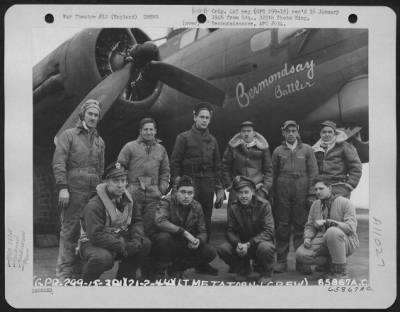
[{"xmin": 34, "ymin": 206, "xmax": 369, "ymax": 286}]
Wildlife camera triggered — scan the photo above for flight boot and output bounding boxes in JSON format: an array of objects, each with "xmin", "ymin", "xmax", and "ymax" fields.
[
  {"xmin": 252, "ymin": 261, "xmax": 262, "ymax": 274},
  {"xmin": 167, "ymin": 265, "xmax": 184, "ymax": 280},
  {"xmin": 315, "ymin": 262, "xmax": 331, "ymax": 273},
  {"xmin": 325, "ymin": 263, "xmax": 349, "ymax": 279},
  {"xmin": 234, "ymin": 260, "xmax": 252, "ymax": 282},
  {"xmin": 257, "ymin": 270, "xmax": 273, "ymax": 285},
  {"xmin": 195, "ymin": 263, "xmax": 219, "ymax": 276},
  {"xmin": 273, "ymin": 261, "xmax": 288, "ymax": 273},
  {"xmin": 295, "ymin": 262, "xmax": 312, "ymax": 275},
  {"xmin": 115, "ymin": 262, "xmax": 137, "ymax": 281}
]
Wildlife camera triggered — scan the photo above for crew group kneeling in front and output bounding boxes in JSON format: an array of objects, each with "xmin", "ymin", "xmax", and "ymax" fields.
[
  {"xmin": 53, "ymin": 100, "xmax": 362, "ymax": 284},
  {"xmin": 77, "ymin": 169, "xmax": 359, "ymax": 283},
  {"xmin": 78, "ymin": 162, "xmax": 151, "ymax": 283}
]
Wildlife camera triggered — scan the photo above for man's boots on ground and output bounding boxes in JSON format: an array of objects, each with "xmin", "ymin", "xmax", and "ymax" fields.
[
  {"xmin": 325, "ymin": 263, "xmax": 349, "ymax": 279},
  {"xmin": 295, "ymin": 262, "xmax": 312, "ymax": 275}
]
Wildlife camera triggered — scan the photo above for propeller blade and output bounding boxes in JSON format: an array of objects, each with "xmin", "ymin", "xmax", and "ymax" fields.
[
  {"xmin": 55, "ymin": 62, "xmax": 133, "ymax": 142},
  {"xmin": 146, "ymin": 61, "xmax": 225, "ymax": 106}
]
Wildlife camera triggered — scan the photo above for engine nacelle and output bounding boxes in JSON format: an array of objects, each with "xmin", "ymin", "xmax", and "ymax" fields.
[{"xmin": 33, "ymin": 28, "xmax": 161, "ymax": 148}]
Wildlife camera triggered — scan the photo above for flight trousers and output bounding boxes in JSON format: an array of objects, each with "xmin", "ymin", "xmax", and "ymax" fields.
[
  {"xmin": 274, "ymin": 175, "xmax": 309, "ymax": 264},
  {"xmin": 128, "ymin": 184, "xmax": 162, "ymax": 236},
  {"xmin": 56, "ymin": 171, "xmax": 99, "ymax": 280},
  {"xmin": 218, "ymin": 241, "xmax": 275, "ymax": 274},
  {"xmin": 80, "ymin": 237, "xmax": 151, "ymax": 282},
  {"xmin": 192, "ymin": 177, "xmax": 216, "ymax": 242},
  {"xmin": 150, "ymin": 232, "xmax": 216, "ymax": 271},
  {"xmin": 296, "ymin": 227, "xmax": 356, "ymax": 265}
]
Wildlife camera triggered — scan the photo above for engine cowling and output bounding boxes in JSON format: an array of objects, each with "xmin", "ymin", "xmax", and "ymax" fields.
[{"xmin": 33, "ymin": 28, "xmax": 161, "ymax": 148}]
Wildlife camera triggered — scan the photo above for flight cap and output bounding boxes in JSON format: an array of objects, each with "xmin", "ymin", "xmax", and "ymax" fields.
[
  {"xmin": 320, "ymin": 120, "xmax": 337, "ymax": 133},
  {"xmin": 103, "ymin": 161, "xmax": 128, "ymax": 180},
  {"xmin": 79, "ymin": 99, "xmax": 102, "ymax": 119},
  {"xmin": 232, "ymin": 176, "xmax": 256, "ymax": 191},
  {"xmin": 281, "ymin": 120, "xmax": 299, "ymax": 131},
  {"xmin": 240, "ymin": 121, "xmax": 255, "ymax": 130}
]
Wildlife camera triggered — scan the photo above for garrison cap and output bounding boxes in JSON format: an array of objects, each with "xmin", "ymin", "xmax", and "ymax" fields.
[
  {"xmin": 103, "ymin": 161, "xmax": 128, "ymax": 180},
  {"xmin": 194, "ymin": 102, "xmax": 213, "ymax": 114},
  {"xmin": 320, "ymin": 120, "xmax": 337, "ymax": 133},
  {"xmin": 281, "ymin": 120, "xmax": 299, "ymax": 131},
  {"xmin": 240, "ymin": 121, "xmax": 255, "ymax": 129},
  {"xmin": 232, "ymin": 176, "xmax": 256, "ymax": 191}
]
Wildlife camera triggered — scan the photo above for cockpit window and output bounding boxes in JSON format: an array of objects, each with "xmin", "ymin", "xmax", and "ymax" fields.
[
  {"xmin": 180, "ymin": 29, "xmax": 197, "ymax": 48},
  {"xmin": 277, "ymin": 28, "xmax": 307, "ymax": 44},
  {"xmin": 250, "ymin": 30, "xmax": 272, "ymax": 52}
]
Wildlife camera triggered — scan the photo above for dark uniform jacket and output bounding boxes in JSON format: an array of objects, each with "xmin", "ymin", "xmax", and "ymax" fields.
[
  {"xmin": 154, "ymin": 195, "xmax": 207, "ymax": 244},
  {"xmin": 222, "ymin": 132, "xmax": 273, "ymax": 193},
  {"xmin": 312, "ymin": 130, "xmax": 362, "ymax": 189},
  {"xmin": 171, "ymin": 125, "xmax": 223, "ymax": 189},
  {"xmin": 226, "ymin": 197, "xmax": 275, "ymax": 248},
  {"xmin": 80, "ymin": 183, "xmax": 145, "ymax": 254}
]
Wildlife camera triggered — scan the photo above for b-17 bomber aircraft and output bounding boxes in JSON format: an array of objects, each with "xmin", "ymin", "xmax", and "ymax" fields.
[{"xmin": 33, "ymin": 27, "xmax": 369, "ymax": 284}]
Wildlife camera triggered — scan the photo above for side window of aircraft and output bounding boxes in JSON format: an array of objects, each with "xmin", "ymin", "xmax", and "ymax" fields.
[
  {"xmin": 250, "ymin": 30, "xmax": 272, "ymax": 52},
  {"xmin": 277, "ymin": 28, "xmax": 307, "ymax": 44},
  {"xmin": 180, "ymin": 29, "xmax": 197, "ymax": 48}
]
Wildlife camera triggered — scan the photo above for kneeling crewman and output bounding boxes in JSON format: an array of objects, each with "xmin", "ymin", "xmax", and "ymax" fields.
[
  {"xmin": 152, "ymin": 175, "xmax": 217, "ymax": 278},
  {"xmin": 218, "ymin": 176, "xmax": 275, "ymax": 284},
  {"xmin": 296, "ymin": 176, "xmax": 359, "ymax": 278},
  {"xmin": 79, "ymin": 161, "xmax": 151, "ymax": 282}
]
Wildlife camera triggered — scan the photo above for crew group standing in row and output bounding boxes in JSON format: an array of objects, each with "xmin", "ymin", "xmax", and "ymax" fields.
[{"xmin": 53, "ymin": 100, "xmax": 362, "ymax": 284}]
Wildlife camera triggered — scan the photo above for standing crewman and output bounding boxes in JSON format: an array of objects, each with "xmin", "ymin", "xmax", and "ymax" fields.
[
  {"xmin": 170, "ymin": 102, "xmax": 225, "ymax": 243},
  {"xmin": 117, "ymin": 117, "xmax": 170, "ymax": 235},
  {"xmin": 272, "ymin": 120, "xmax": 318, "ymax": 273},
  {"xmin": 53, "ymin": 99, "xmax": 105, "ymax": 281},
  {"xmin": 312, "ymin": 120, "xmax": 362, "ymax": 198},
  {"xmin": 222, "ymin": 121, "xmax": 273, "ymax": 214}
]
